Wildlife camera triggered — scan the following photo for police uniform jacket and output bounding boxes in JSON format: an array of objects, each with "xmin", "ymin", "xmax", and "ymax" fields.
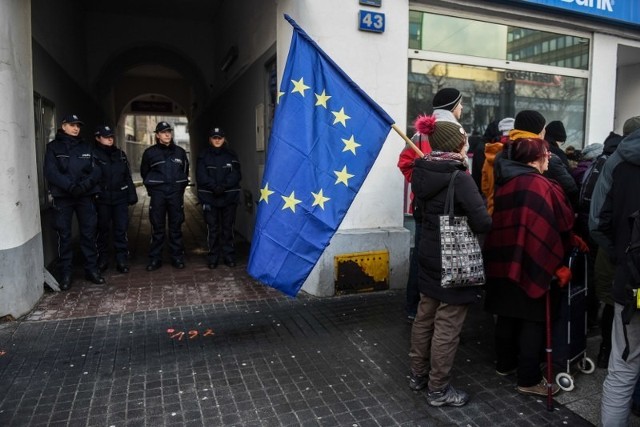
[
  {"xmin": 140, "ymin": 141, "xmax": 189, "ymax": 196},
  {"xmin": 44, "ymin": 131, "xmax": 101, "ymax": 198},
  {"xmin": 94, "ymin": 144, "xmax": 138, "ymax": 206},
  {"xmin": 196, "ymin": 145, "xmax": 241, "ymax": 207}
]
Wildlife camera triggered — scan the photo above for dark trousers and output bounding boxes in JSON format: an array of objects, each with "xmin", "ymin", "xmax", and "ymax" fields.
[
  {"xmin": 52, "ymin": 196, "xmax": 98, "ymax": 276},
  {"xmin": 494, "ymin": 315, "xmax": 545, "ymax": 387},
  {"xmin": 406, "ymin": 217, "xmax": 422, "ymax": 315},
  {"xmin": 96, "ymin": 202, "xmax": 130, "ymax": 265},
  {"xmin": 203, "ymin": 203, "xmax": 237, "ymax": 263},
  {"xmin": 148, "ymin": 193, "xmax": 185, "ymax": 262}
]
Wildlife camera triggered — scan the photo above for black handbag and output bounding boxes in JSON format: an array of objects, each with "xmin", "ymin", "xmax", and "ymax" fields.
[{"xmin": 439, "ymin": 170, "xmax": 485, "ymax": 288}]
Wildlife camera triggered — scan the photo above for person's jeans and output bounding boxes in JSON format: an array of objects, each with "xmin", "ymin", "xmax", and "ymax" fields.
[{"xmin": 601, "ymin": 303, "xmax": 640, "ymax": 426}]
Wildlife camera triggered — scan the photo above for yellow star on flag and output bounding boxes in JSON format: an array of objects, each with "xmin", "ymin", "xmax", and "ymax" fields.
[
  {"xmin": 341, "ymin": 135, "xmax": 361, "ymax": 155},
  {"xmin": 311, "ymin": 189, "xmax": 331, "ymax": 209},
  {"xmin": 259, "ymin": 183, "xmax": 275, "ymax": 203},
  {"xmin": 281, "ymin": 191, "xmax": 302, "ymax": 212},
  {"xmin": 334, "ymin": 166, "xmax": 354, "ymax": 186},
  {"xmin": 277, "ymin": 91, "xmax": 285, "ymax": 104},
  {"xmin": 291, "ymin": 77, "xmax": 310, "ymax": 97},
  {"xmin": 332, "ymin": 107, "xmax": 351, "ymax": 127},
  {"xmin": 315, "ymin": 90, "xmax": 331, "ymax": 108}
]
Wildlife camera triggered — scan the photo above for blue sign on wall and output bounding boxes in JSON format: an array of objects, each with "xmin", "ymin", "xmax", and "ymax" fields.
[
  {"xmin": 514, "ymin": 0, "xmax": 639, "ymax": 27},
  {"xmin": 358, "ymin": 10, "xmax": 385, "ymax": 33}
]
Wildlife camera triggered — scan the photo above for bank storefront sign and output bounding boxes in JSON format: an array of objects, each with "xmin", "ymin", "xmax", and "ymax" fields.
[{"xmin": 515, "ymin": 0, "xmax": 639, "ymax": 27}]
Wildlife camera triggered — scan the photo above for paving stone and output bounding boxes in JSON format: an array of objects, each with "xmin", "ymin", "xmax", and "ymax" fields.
[{"xmin": 0, "ymin": 189, "xmax": 606, "ymax": 426}]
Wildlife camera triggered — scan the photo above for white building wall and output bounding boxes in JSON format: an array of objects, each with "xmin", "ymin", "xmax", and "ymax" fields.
[
  {"xmin": 588, "ymin": 33, "xmax": 619, "ymax": 144},
  {"xmin": 0, "ymin": 0, "xmax": 44, "ymax": 317},
  {"xmin": 277, "ymin": 0, "xmax": 410, "ymax": 295},
  {"xmin": 615, "ymin": 62, "xmax": 640, "ymax": 132}
]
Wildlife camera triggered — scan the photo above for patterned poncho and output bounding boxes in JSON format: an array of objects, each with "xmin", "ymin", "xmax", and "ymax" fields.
[{"xmin": 484, "ymin": 169, "xmax": 574, "ymax": 298}]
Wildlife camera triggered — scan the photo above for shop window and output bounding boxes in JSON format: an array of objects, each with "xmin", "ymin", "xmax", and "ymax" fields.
[
  {"xmin": 405, "ymin": 58, "xmax": 587, "ymax": 215},
  {"xmin": 409, "ymin": 12, "xmax": 589, "ymax": 71}
]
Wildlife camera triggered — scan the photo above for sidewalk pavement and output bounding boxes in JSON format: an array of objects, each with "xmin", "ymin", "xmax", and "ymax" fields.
[{"xmin": 0, "ymin": 187, "xmax": 630, "ymax": 426}]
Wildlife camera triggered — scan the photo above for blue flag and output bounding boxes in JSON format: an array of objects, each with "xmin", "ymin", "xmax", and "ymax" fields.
[{"xmin": 247, "ymin": 15, "xmax": 395, "ymax": 297}]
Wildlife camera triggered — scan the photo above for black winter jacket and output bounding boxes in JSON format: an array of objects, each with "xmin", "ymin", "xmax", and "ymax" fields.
[
  {"xmin": 196, "ymin": 145, "xmax": 241, "ymax": 207},
  {"xmin": 43, "ymin": 131, "xmax": 101, "ymax": 198},
  {"xmin": 412, "ymin": 159, "xmax": 492, "ymax": 305},
  {"xmin": 94, "ymin": 144, "xmax": 138, "ymax": 206},
  {"xmin": 140, "ymin": 142, "xmax": 189, "ymax": 196}
]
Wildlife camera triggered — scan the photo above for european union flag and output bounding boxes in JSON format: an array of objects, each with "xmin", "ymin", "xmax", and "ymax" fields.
[{"xmin": 247, "ymin": 15, "xmax": 395, "ymax": 297}]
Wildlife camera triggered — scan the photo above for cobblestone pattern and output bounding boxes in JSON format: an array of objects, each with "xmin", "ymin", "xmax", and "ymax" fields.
[{"xmin": 0, "ymin": 292, "xmax": 592, "ymax": 426}]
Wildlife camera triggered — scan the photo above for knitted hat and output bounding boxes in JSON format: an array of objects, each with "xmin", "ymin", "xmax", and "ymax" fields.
[
  {"xmin": 514, "ymin": 110, "xmax": 546, "ymax": 134},
  {"xmin": 432, "ymin": 88, "xmax": 462, "ymax": 111},
  {"xmin": 498, "ymin": 117, "xmax": 515, "ymax": 134},
  {"xmin": 623, "ymin": 116, "xmax": 640, "ymax": 136},
  {"xmin": 581, "ymin": 143, "xmax": 603, "ymax": 160},
  {"xmin": 428, "ymin": 121, "xmax": 467, "ymax": 152},
  {"xmin": 545, "ymin": 121, "xmax": 567, "ymax": 142}
]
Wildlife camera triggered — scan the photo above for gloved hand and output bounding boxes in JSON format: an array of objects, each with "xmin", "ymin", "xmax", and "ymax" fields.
[
  {"xmin": 213, "ymin": 186, "xmax": 225, "ymax": 196},
  {"xmin": 555, "ymin": 266, "xmax": 572, "ymax": 287},
  {"xmin": 571, "ymin": 234, "xmax": 590, "ymax": 253},
  {"xmin": 128, "ymin": 195, "xmax": 138, "ymax": 206}
]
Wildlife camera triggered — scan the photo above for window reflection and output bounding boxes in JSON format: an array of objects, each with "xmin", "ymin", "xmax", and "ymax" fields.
[
  {"xmin": 409, "ymin": 11, "xmax": 589, "ymax": 71},
  {"xmin": 407, "ymin": 59, "xmax": 587, "ymax": 147}
]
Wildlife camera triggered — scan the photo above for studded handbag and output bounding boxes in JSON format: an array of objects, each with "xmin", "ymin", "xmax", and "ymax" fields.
[{"xmin": 439, "ymin": 170, "xmax": 485, "ymax": 288}]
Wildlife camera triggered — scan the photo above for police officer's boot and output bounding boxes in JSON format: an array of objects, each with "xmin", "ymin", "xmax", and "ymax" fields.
[
  {"xmin": 85, "ymin": 271, "xmax": 106, "ymax": 284},
  {"xmin": 59, "ymin": 275, "xmax": 72, "ymax": 291}
]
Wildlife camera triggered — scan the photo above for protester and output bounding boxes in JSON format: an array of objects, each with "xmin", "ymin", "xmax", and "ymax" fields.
[
  {"xmin": 589, "ymin": 116, "xmax": 640, "ymax": 369},
  {"xmin": 484, "ymin": 137, "xmax": 584, "ymax": 397},
  {"xmin": 472, "ymin": 118, "xmax": 512, "ymax": 190},
  {"xmin": 482, "ymin": 110, "xmax": 578, "ymax": 214},
  {"xmin": 140, "ymin": 121, "xmax": 189, "ymax": 271},
  {"xmin": 93, "ymin": 125, "xmax": 138, "ymax": 274},
  {"xmin": 196, "ymin": 127, "xmax": 242, "ymax": 269},
  {"xmin": 43, "ymin": 114, "xmax": 105, "ymax": 289},
  {"xmin": 594, "ymin": 126, "xmax": 640, "ymax": 425},
  {"xmin": 545, "ymin": 120, "xmax": 570, "ymax": 168},
  {"xmin": 431, "ymin": 88, "xmax": 463, "ymax": 124},
  {"xmin": 408, "ymin": 115, "xmax": 491, "ymax": 407},
  {"xmin": 397, "ymin": 129, "xmax": 432, "ymax": 321}
]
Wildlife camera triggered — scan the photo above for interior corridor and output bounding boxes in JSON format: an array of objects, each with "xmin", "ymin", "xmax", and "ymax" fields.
[{"xmin": 28, "ymin": 186, "xmax": 287, "ymax": 322}]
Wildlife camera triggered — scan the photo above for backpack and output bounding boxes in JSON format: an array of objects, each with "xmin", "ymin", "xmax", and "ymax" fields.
[
  {"xmin": 626, "ymin": 210, "xmax": 640, "ymax": 287},
  {"xmin": 578, "ymin": 153, "xmax": 608, "ymax": 211}
]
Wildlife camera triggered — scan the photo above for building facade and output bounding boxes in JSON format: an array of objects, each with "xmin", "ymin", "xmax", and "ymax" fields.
[{"xmin": 0, "ymin": 0, "xmax": 638, "ymax": 317}]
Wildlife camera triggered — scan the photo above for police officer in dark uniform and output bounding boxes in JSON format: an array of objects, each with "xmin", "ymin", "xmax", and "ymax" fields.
[
  {"xmin": 196, "ymin": 127, "xmax": 242, "ymax": 268},
  {"xmin": 43, "ymin": 114, "xmax": 106, "ymax": 290},
  {"xmin": 140, "ymin": 121, "xmax": 189, "ymax": 271},
  {"xmin": 94, "ymin": 125, "xmax": 138, "ymax": 273}
]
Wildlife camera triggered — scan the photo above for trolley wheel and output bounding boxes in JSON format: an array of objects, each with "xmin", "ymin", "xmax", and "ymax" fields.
[
  {"xmin": 578, "ymin": 357, "xmax": 596, "ymax": 374},
  {"xmin": 556, "ymin": 372, "xmax": 575, "ymax": 392}
]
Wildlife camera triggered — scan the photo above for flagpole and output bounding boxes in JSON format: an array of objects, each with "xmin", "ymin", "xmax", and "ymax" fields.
[{"xmin": 391, "ymin": 124, "xmax": 424, "ymax": 157}]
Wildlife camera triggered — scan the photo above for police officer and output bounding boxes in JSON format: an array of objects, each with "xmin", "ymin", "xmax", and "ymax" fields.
[
  {"xmin": 196, "ymin": 127, "xmax": 242, "ymax": 268},
  {"xmin": 140, "ymin": 121, "xmax": 189, "ymax": 271},
  {"xmin": 94, "ymin": 125, "xmax": 138, "ymax": 273},
  {"xmin": 43, "ymin": 114, "xmax": 106, "ymax": 290}
]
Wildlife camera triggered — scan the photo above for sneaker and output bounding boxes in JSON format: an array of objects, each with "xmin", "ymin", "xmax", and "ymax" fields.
[
  {"xmin": 408, "ymin": 372, "xmax": 427, "ymax": 391},
  {"xmin": 427, "ymin": 385, "xmax": 469, "ymax": 407},
  {"xmin": 517, "ymin": 379, "xmax": 559, "ymax": 397}
]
